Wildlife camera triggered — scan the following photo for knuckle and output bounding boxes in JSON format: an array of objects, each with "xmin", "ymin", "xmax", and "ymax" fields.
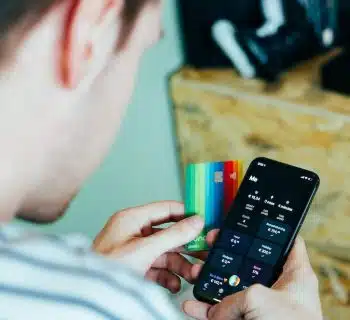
[
  {"xmin": 307, "ymin": 269, "xmax": 319, "ymax": 288},
  {"xmin": 297, "ymin": 236, "xmax": 305, "ymax": 246},
  {"xmin": 110, "ymin": 212, "xmax": 122, "ymax": 224},
  {"xmin": 245, "ymin": 284, "xmax": 265, "ymax": 304},
  {"xmin": 110, "ymin": 210, "xmax": 131, "ymax": 226},
  {"xmin": 300, "ymin": 266, "xmax": 319, "ymax": 290}
]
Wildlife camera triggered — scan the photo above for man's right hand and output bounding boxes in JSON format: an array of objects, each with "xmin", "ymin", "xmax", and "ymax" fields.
[
  {"xmin": 184, "ymin": 237, "xmax": 323, "ymax": 320},
  {"xmin": 93, "ymin": 201, "xmax": 205, "ymax": 293}
]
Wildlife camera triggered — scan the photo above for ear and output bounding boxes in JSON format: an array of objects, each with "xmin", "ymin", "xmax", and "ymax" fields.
[{"xmin": 60, "ymin": 0, "xmax": 123, "ymax": 88}]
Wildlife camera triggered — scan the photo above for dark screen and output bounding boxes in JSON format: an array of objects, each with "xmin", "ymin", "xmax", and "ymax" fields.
[{"xmin": 194, "ymin": 158, "xmax": 319, "ymax": 303}]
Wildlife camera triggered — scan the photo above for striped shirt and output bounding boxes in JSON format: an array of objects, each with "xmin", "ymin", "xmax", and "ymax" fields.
[{"xmin": 0, "ymin": 224, "xmax": 184, "ymax": 319}]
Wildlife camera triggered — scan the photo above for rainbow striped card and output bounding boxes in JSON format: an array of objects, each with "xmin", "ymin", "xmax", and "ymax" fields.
[{"xmin": 185, "ymin": 160, "xmax": 243, "ymax": 252}]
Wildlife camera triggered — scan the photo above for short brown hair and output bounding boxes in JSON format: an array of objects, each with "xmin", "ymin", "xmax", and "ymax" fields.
[{"xmin": 0, "ymin": 0, "xmax": 153, "ymax": 58}]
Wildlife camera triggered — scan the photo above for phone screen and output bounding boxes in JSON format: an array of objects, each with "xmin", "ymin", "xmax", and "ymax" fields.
[{"xmin": 193, "ymin": 157, "xmax": 320, "ymax": 304}]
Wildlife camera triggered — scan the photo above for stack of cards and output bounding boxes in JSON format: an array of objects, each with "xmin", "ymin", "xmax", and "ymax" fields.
[{"xmin": 185, "ymin": 161, "xmax": 243, "ymax": 252}]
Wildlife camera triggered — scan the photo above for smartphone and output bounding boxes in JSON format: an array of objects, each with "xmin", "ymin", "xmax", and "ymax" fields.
[{"xmin": 193, "ymin": 157, "xmax": 320, "ymax": 304}]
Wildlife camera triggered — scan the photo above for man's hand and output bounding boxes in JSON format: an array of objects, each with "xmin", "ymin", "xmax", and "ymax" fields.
[
  {"xmin": 184, "ymin": 237, "xmax": 323, "ymax": 320},
  {"xmin": 93, "ymin": 201, "xmax": 205, "ymax": 293}
]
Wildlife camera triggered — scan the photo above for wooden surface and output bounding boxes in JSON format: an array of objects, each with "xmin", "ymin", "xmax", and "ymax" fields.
[{"xmin": 170, "ymin": 51, "xmax": 350, "ymax": 319}]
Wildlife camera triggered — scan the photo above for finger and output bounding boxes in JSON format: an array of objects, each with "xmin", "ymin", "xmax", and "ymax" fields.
[
  {"xmin": 274, "ymin": 237, "xmax": 318, "ymax": 292},
  {"xmin": 97, "ymin": 201, "xmax": 186, "ymax": 247},
  {"xmin": 146, "ymin": 269, "xmax": 181, "ymax": 294},
  {"xmin": 152, "ymin": 252, "xmax": 194, "ymax": 283},
  {"xmin": 208, "ymin": 284, "xmax": 269, "ymax": 320},
  {"xmin": 121, "ymin": 201, "xmax": 185, "ymax": 229},
  {"xmin": 191, "ymin": 263, "xmax": 203, "ymax": 280},
  {"xmin": 146, "ymin": 215, "xmax": 204, "ymax": 256},
  {"xmin": 94, "ymin": 201, "xmax": 185, "ymax": 248},
  {"xmin": 183, "ymin": 300, "xmax": 211, "ymax": 320},
  {"xmin": 206, "ymin": 229, "xmax": 219, "ymax": 247},
  {"xmin": 283, "ymin": 237, "xmax": 312, "ymax": 274},
  {"xmin": 182, "ymin": 250, "xmax": 209, "ymax": 261},
  {"xmin": 172, "ymin": 228, "xmax": 220, "ymax": 260}
]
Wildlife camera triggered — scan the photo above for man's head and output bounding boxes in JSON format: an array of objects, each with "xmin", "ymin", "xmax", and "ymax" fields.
[{"xmin": 0, "ymin": 0, "xmax": 162, "ymax": 223}]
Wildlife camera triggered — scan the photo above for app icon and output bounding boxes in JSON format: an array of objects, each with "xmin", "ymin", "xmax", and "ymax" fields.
[
  {"xmin": 257, "ymin": 218, "xmax": 291, "ymax": 245},
  {"xmin": 210, "ymin": 249, "xmax": 243, "ymax": 273},
  {"xmin": 247, "ymin": 238, "xmax": 282, "ymax": 265},
  {"xmin": 228, "ymin": 275, "xmax": 241, "ymax": 287},
  {"xmin": 217, "ymin": 230, "xmax": 253, "ymax": 254},
  {"xmin": 239, "ymin": 259, "xmax": 273, "ymax": 285}
]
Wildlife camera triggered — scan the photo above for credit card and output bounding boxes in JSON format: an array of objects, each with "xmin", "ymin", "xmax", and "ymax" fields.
[{"xmin": 185, "ymin": 160, "xmax": 243, "ymax": 252}]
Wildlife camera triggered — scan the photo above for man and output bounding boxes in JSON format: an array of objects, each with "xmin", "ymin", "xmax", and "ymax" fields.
[{"xmin": 0, "ymin": 0, "xmax": 323, "ymax": 319}]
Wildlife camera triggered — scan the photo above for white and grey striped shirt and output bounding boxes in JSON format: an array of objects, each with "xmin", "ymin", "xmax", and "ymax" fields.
[{"xmin": 0, "ymin": 225, "xmax": 184, "ymax": 319}]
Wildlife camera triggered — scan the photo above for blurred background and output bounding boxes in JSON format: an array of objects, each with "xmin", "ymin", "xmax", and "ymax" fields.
[
  {"xmin": 171, "ymin": 1, "xmax": 350, "ymax": 319},
  {"xmin": 17, "ymin": 0, "xmax": 350, "ymax": 319}
]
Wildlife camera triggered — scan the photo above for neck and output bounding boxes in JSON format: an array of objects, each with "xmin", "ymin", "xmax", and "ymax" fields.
[
  {"xmin": 0, "ymin": 157, "xmax": 29, "ymax": 222},
  {"xmin": 0, "ymin": 83, "xmax": 36, "ymax": 222}
]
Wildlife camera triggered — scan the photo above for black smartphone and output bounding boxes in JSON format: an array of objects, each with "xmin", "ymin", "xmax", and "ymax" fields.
[{"xmin": 193, "ymin": 157, "xmax": 320, "ymax": 304}]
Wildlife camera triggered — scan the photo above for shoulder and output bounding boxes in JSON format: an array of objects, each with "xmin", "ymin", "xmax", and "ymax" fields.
[{"xmin": 0, "ymin": 226, "xmax": 182, "ymax": 319}]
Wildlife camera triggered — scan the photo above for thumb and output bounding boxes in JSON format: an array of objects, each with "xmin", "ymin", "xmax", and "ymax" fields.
[
  {"xmin": 208, "ymin": 284, "xmax": 270, "ymax": 320},
  {"xmin": 147, "ymin": 216, "xmax": 204, "ymax": 256},
  {"xmin": 283, "ymin": 237, "xmax": 312, "ymax": 274},
  {"xmin": 273, "ymin": 237, "xmax": 317, "ymax": 290}
]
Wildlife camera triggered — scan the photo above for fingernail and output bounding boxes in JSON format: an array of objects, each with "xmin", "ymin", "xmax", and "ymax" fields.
[{"xmin": 188, "ymin": 216, "xmax": 204, "ymax": 229}]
